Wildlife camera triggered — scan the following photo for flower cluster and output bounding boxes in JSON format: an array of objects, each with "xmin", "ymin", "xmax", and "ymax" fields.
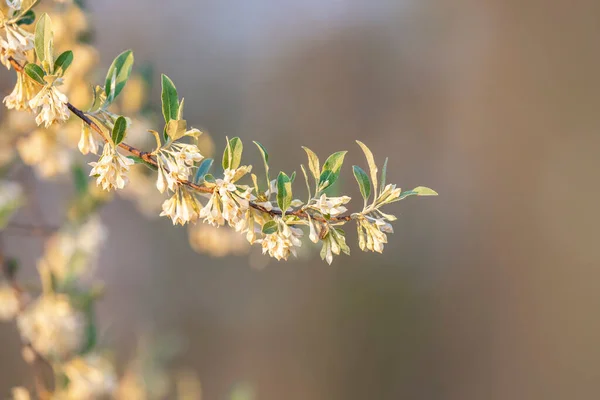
[
  {"xmin": 16, "ymin": 294, "xmax": 86, "ymax": 360},
  {"xmin": 89, "ymin": 143, "xmax": 134, "ymax": 191},
  {"xmin": 257, "ymin": 217, "xmax": 303, "ymax": 261}
]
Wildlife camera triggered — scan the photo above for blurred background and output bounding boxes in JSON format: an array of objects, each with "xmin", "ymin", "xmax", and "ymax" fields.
[{"xmin": 2, "ymin": 0, "xmax": 600, "ymax": 399}]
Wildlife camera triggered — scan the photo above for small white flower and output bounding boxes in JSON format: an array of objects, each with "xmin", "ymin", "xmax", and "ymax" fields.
[
  {"xmin": 60, "ymin": 354, "xmax": 118, "ymax": 399},
  {"xmin": 77, "ymin": 122, "xmax": 100, "ymax": 155},
  {"xmin": 311, "ymin": 194, "xmax": 351, "ymax": 217},
  {"xmin": 199, "ymin": 166, "xmax": 253, "ymax": 227},
  {"xmin": 0, "ymin": 24, "xmax": 34, "ymax": 69},
  {"xmin": 17, "ymin": 294, "xmax": 86, "ymax": 359},
  {"xmin": 257, "ymin": 218, "xmax": 303, "ymax": 261},
  {"xmin": 28, "ymin": 83, "xmax": 70, "ymax": 128},
  {"xmin": 89, "ymin": 144, "xmax": 134, "ymax": 191},
  {"xmin": 3, "ymin": 72, "xmax": 37, "ymax": 111},
  {"xmin": 160, "ymin": 187, "xmax": 202, "ymax": 225},
  {"xmin": 0, "ymin": 283, "xmax": 20, "ymax": 321},
  {"xmin": 155, "ymin": 142, "xmax": 203, "ymax": 193}
]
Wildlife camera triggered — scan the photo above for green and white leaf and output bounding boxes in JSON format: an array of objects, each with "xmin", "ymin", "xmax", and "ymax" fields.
[
  {"xmin": 356, "ymin": 140, "xmax": 378, "ymax": 196},
  {"xmin": 380, "ymin": 157, "xmax": 388, "ymax": 195},
  {"xmin": 111, "ymin": 116, "xmax": 127, "ymax": 145},
  {"xmin": 104, "ymin": 50, "xmax": 134, "ymax": 103},
  {"xmin": 262, "ymin": 220, "xmax": 278, "ymax": 235},
  {"xmin": 222, "ymin": 137, "xmax": 243, "ymax": 170},
  {"xmin": 302, "ymin": 146, "xmax": 320, "ymax": 182},
  {"xmin": 34, "ymin": 13, "xmax": 53, "ymax": 68},
  {"xmin": 352, "ymin": 165, "xmax": 371, "ymax": 202},
  {"xmin": 54, "ymin": 50, "xmax": 73, "ymax": 76},
  {"xmin": 165, "ymin": 119, "xmax": 187, "ymax": 141},
  {"xmin": 276, "ymin": 172, "xmax": 292, "ymax": 213},
  {"xmin": 23, "ymin": 63, "xmax": 46, "ymax": 85},
  {"xmin": 160, "ymin": 74, "xmax": 179, "ymax": 123},
  {"xmin": 412, "ymin": 186, "xmax": 438, "ymax": 196}
]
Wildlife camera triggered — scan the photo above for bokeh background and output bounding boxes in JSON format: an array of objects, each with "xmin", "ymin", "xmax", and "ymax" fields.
[{"xmin": 2, "ymin": 0, "xmax": 600, "ymax": 399}]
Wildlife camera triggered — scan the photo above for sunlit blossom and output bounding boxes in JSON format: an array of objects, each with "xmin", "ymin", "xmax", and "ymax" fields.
[
  {"xmin": 0, "ymin": 24, "xmax": 33, "ymax": 69},
  {"xmin": 28, "ymin": 83, "xmax": 71, "ymax": 128},
  {"xmin": 160, "ymin": 187, "xmax": 202, "ymax": 225},
  {"xmin": 89, "ymin": 144, "xmax": 134, "ymax": 191},
  {"xmin": 257, "ymin": 218, "xmax": 303, "ymax": 261},
  {"xmin": 310, "ymin": 194, "xmax": 351, "ymax": 217},
  {"xmin": 3, "ymin": 72, "xmax": 37, "ymax": 111}
]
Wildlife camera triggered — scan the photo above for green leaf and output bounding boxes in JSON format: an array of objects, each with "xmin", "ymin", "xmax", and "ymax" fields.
[
  {"xmin": 34, "ymin": 13, "xmax": 53, "ymax": 67},
  {"xmin": 352, "ymin": 165, "xmax": 371, "ymax": 201},
  {"xmin": 380, "ymin": 157, "xmax": 388, "ymax": 194},
  {"xmin": 302, "ymin": 146, "xmax": 320, "ymax": 182},
  {"xmin": 204, "ymin": 174, "xmax": 215, "ymax": 183},
  {"xmin": 356, "ymin": 141, "xmax": 378, "ymax": 196},
  {"xmin": 111, "ymin": 116, "xmax": 127, "ymax": 145},
  {"xmin": 54, "ymin": 50, "xmax": 73, "ymax": 75},
  {"xmin": 261, "ymin": 220, "xmax": 278, "ymax": 235},
  {"xmin": 317, "ymin": 151, "xmax": 347, "ymax": 192},
  {"xmin": 222, "ymin": 137, "xmax": 243, "ymax": 170},
  {"xmin": 194, "ymin": 158, "xmax": 213, "ymax": 183},
  {"xmin": 23, "ymin": 63, "xmax": 46, "ymax": 85},
  {"xmin": 412, "ymin": 186, "xmax": 438, "ymax": 196},
  {"xmin": 104, "ymin": 50, "xmax": 134, "ymax": 103},
  {"xmin": 71, "ymin": 164, "xmax": 88, "ymax": 195},
  {"xmin": 276, "ymin": 172, "xmax": 292, "ymax": 213},
  {"xmin": 16, "ymin": 10, "xmax": 35, "ymax": 26},
  {"xmin": 161, "ymin": 74, "xmax": 179, "ymax": 124}
]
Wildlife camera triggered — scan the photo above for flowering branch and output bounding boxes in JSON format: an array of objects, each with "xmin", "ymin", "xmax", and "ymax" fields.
[{"xmin": 2, "ymin": 1, "xmax": 437, "ymax": 266}]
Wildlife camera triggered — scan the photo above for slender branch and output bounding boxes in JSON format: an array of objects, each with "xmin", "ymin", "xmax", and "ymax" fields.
[
  {"xmin": 8, "ymin": 56, "xmax": 353, "ymax": 224},
  {"xmin": 6, "ymin": 223, "xmax": 58, "ymax": 236}
]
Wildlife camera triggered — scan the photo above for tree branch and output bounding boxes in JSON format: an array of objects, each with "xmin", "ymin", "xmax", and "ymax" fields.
[{"xmin": 9, "ymin": 56, "xmax": 353, "ymax": 224}]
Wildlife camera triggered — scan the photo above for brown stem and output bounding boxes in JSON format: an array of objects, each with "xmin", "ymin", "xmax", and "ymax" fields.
[{"xmin": 9, "ymin": 57, "xmax": 354, "ymax": 224}]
